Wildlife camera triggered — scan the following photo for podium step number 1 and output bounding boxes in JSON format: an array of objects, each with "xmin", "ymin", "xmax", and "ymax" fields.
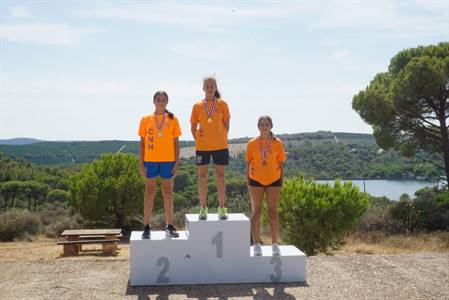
[{"xmin": 130, "ymin": 213, "xmax": 306, "ymax": 285}]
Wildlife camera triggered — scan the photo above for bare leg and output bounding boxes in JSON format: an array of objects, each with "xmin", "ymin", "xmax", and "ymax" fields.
[
  {"xmin": 198, "ymin": 165, "xmax": 209, "ymax": 208},
  {"xmin": 215, "ymin": 165, "xmax": 226, "ymax": 208},
  {"xmin": 143, "ymin": 178, "xmax": 157, "ymax": 225},
  {"xmin": 266, "ymin": 186, "xmax": 282, "ymax": 244},
  {"xmin": 248, "ymin": 185, "xmax": 266, "ymax": 244},
  {"xmin": 161, "ymin": 179, "xmax": 174, "ymax": 225}
]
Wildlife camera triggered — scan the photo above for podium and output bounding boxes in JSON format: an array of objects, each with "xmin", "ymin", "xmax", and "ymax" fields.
[{"xmin": 130, "ymin": 214, "xmax": 306, "ymax": 286}]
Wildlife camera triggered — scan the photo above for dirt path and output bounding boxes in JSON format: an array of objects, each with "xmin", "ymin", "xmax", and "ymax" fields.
[{"xmin": 1, "ymin": 252, "xmax": 448, "ymax": 299}]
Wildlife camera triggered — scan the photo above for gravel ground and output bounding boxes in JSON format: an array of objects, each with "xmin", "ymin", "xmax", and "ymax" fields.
[{"xmin": 1, "ymin": 253, "xmax": 449, "ymax": 299}]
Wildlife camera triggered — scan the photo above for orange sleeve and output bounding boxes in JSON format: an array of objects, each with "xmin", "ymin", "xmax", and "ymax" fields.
[
  {"xmin": 190, "ymin": 104, "xmax": 199, "ymax": 123},
  {"xmin": 245, "ymin": 142, "xmax": 252, "ymax": 162},
  {"xmin": 138, "ymin": 117, "xmax": 146, "ymax": 137},
  {"xmin": 221, "ymin": 101, "xmax": 230, "ymax": 121},
  {"xmin": 173, "ymin": 117, "xmax": 182, "ymax": 138},
  {"xmin": 278, "ymin": 141, "xmax": 286, "ymax": 162}
]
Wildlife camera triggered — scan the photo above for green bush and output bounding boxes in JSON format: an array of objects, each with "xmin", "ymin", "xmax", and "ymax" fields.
[
  {"xmin": 0, "ymin": 209, "xmax": 41, "ymax": 241},
  {"xmin": 69, "ymin": 153, "xmax": 144, "ymax": 228},
  {"xmin": 278, "ymin": 177, "xmax": 369, "ymax": 255},
  {"xmin": 413, "ymin": 188, "xmax": 449, "ymax": 231}
]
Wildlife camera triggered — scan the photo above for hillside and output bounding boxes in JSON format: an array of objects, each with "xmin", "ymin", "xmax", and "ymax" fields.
[{"xmin": 0, "ymin": 131, "xmax": 373, "ymax": 165}]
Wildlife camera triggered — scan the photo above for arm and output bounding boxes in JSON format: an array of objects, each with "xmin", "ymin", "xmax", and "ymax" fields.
[
  {"xmin": 173, "ymin": 137, "xmax": 180, "ymax": 177},
  {"xmin": 246, "ymin": 161, "xmax": 250, "ymax": 185},
  {"xmin": 191, "ymin": 122, "xmax": 197, "ymax": 140},
  {"xmin": 139, "ymin": 137, "xmax": 145, "ymax": 176},
  {"xmin": 279, "ymin": 162, "xmax": 284, "ymax": 183},
  {"xmin": 224, "ymin": 119, "xmax": 230, "ymax": 132}
]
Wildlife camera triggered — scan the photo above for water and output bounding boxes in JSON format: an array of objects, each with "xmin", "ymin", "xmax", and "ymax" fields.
[{"xmin": 315, "ymin": 180, "xmax": 440, "ymax": 200}]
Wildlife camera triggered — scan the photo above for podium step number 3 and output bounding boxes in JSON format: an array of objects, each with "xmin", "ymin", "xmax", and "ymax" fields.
[{"xmin": 130, "ymin": 213, "xmax": 306, "ymax": 285}]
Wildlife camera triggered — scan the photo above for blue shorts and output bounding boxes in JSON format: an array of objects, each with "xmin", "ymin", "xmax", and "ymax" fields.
[{"xmin": 144, "ymin": 161, "xmax": 175, "ymax": 179}]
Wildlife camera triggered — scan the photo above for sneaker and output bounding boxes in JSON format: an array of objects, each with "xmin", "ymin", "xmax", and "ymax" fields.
[
  {"xmin": 142, "ymin": 224, "xmax": 151, "ymax": 239},
  {"xmin": 272, "ymin": 243, "xmax": 281, "ymax": 256},
  {"xmin": 199, "ymin": 207, "xmax": 208, "ymax": 220},
  {"xmin": 253, "ymin": 242, "xmax": 262, "ymax": 256},
  {"xmin": 218, "ymin": 207, "xmax": 228, "ymax": 220},
  {"xmin": 165, "ymin": 224, "xmax": 179, "ymax": 238}
]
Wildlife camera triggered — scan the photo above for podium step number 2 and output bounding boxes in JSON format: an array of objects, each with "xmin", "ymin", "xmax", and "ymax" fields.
[{"xmin": 130, "ymin": 213, "xmax": 306, "ymax": 285}]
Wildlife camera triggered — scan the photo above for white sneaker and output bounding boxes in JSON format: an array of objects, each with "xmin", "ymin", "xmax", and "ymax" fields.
[
  {"xmin": 253, "ymin": 243, "xmax": 262, "ymax": 256},
  {"xmin": 272, "ymin": 243, "xmax": 281, "ymax": 256}
]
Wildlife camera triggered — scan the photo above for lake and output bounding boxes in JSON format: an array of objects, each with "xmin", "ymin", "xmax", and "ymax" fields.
[{"xmin": 315, "ymin": 180, "xmax": 440, "ymax": 200}]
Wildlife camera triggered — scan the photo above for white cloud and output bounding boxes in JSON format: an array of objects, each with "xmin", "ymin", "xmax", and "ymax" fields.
[
  {"xmin": 9, "ymin": 7, "xmax": 31, "ymax": 18},
  {"xmin": 0, "ymin": 22, "xmax": 100, "ymax": 46}
]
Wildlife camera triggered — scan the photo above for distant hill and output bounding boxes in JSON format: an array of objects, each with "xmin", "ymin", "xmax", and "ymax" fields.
[
  {"xmin": 0, "ymin": 138, "xmax": 44, "ymax": 145},
  {"xmin": 0, "ymin": 132, "xmax": 375, "ymax": 165}
]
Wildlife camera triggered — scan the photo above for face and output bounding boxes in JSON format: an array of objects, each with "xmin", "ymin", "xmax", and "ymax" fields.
[
  {"xmin": 154, "ymin": 93, "xmax": 168, "ymax": 110},
  {"xmin": 203, "ymin": 79, "xmax": 217, "ymax": 98},
  {"xmin": 258, "ymin": 118, "xmax": 272, "ymax": 134}
]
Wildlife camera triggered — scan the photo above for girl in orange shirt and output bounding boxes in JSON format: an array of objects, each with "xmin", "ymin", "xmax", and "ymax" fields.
[
  {"xmin": 245, "ymin": 116, "xmax": 286, "ymax": 256},
  {"xmin": 190, "ymin": 77, "xmax": 230, "ymax": 220},
  {"xmin": 138, "ymin": 91, "xmax": 182, "ymax": 238}
]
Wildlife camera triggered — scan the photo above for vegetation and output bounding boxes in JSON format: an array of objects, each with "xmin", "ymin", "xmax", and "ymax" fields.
[
  {"xmin": 278, "ymin": 176, "xmax": 369, "ymax": 255},
  {"xmin": 353, "ymin": 42, "xmax": 449, "ymax": 182}
]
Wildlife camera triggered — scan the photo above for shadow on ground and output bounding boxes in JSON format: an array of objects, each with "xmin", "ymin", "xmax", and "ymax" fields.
[{"xmin": 125, "ymin": 280, "xmax": 307, "ymax": 299}]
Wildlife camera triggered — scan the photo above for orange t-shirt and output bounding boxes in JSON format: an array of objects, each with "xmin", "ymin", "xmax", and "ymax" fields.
[
  {"xmin": 138, "ymin": 113, "xmax": 182, "ymax": 162},
  {"xmin": 190, "ymin": 98, "xmax": 230, "ymax": 151},
  {"xmin": 245, "ymin": 136, "xmax": 286, "ymax": 185}
]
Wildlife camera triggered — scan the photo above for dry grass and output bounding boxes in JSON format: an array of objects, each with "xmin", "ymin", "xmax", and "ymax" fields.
[{"xmin": 338, "ymin": 231, "xmax": 449, "ymax": 255}]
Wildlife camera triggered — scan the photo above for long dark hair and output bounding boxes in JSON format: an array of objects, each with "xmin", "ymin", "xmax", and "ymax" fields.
[
  {"xmin": 257, "ymin": 115, "xmax": 274, "ymax": 137},
  {"xmin": 203, "ymin": 76, "xmax": 221, "ymax": 98},
  {"xmin": 153, "ymin": 90, "xmax": 174, "ymax": 119}
]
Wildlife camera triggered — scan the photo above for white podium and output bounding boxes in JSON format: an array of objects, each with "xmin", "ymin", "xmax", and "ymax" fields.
[{"xmin": 130, "ymin": 213, "xmax": 306, "ymax": 286}]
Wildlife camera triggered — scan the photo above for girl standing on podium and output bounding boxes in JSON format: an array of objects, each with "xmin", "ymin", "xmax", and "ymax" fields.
[
  {"xmin": 246, "ymin": 116, "xmax": 286, "ymax": 256},
  {"xmin": 138, "ymin": 91, "xmax": 182, "ymax": 238},
  {"xmin": 190, "ymin": 76, "xmax": 231, "ymax": 220}
]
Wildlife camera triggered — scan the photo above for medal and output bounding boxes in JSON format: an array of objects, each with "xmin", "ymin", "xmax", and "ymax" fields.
[
  {"xmin": 259, "ymin": 135, "xmax": 272, "ymax": 167},
  {"xmin": 204, "ymin": 97, "xmax": 216, "ymax": 123},
  {"xmin": 154, "ymin": 112, "xmax": 166, "ymax": 138}
]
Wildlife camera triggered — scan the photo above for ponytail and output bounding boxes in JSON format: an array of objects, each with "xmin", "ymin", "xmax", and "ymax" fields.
[
  {"xmin": 165, "ymin": 109, "xmax": 174, "ymax": 119},
  {"xmin": 214, "ymin": 90, "xmax": 221, "ymax": 98}
]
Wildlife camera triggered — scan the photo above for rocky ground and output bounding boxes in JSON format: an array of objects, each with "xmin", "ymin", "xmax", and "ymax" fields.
[{"xmin": 0, "ymin": 240, "xmax": 448, "ymax": 299}]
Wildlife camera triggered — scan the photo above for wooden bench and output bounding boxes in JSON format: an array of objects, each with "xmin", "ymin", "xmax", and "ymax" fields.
[{"xmin": 59, "ymin": 229, "xmax": 122, "ymax": 256}]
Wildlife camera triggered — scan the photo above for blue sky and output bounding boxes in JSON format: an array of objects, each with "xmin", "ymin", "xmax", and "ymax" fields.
[{"xmin": 1, "ymin": 0, "xmax": 448, "ymax": 141}]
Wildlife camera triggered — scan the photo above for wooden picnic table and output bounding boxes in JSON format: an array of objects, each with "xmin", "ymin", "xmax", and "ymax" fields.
[{"xmin": 59, "ymin": 229, "xmax": 122, "ymax": 256}]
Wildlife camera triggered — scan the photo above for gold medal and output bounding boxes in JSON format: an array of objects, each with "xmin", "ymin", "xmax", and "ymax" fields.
[
  {"xmin": 158, "ymin": 132, "xmax": 162, "ymax": 138},
  {"xmin": 204, "ymin": 97, "xmax": 217, "ymax": 124},
  {"xmin": 259, "ymin": 135, "xmax": 272, "ymax": 166}
]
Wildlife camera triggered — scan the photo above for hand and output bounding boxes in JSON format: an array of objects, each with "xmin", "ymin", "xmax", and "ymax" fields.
[
  {"xmin": 172, "ymin": 162, "xmax": 180, "ymax": 177},
  {"xmin": 140, "ymin": 165, "xmax": 146, "ymax": 177}
]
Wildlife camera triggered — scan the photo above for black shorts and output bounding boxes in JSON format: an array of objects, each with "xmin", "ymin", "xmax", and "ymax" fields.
[
  {"xmin": 196, "ymin": 149, "xmax": 229, "ymax": 166},
  {"xmin": 248, "ymin": 177, "xmax": 283, "ymax": 188}
]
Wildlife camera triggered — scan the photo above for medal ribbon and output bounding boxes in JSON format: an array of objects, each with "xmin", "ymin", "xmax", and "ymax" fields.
[
  {"xmin": 154, "ymin": 112, "xmax": 166, "ymax": 135},
  {"xmin": 204, "ymin": 96, "xmax": 217, "ymax": 120},
  {"xmin": 258, "ymin": 135, "xmax": 272, "ymax": 163}
]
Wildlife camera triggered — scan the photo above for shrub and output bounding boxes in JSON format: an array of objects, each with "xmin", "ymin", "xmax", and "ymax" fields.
[
  {"xmin": 0, "ymin": 209, "xmax": 41, "ymax": 241},
  {"xmin": 358, "ymin": 196, "xmax": 395, "ymax": 232},
  {"xmin": 278, "ymin": 177, "xmax": 369, "ymax": 255},
  {"xmin": 38, "ymin": 202, "xmax": 83, "ymax": 237}
]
